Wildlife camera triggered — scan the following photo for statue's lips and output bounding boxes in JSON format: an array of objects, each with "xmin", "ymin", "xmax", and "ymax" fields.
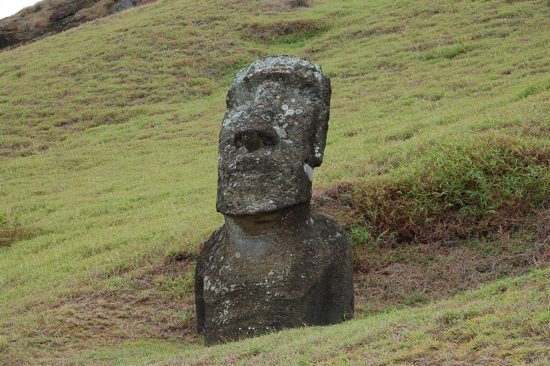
[
  {"xmin": 219, "ymin": 151, "xmax": 311, "ymax": 186},
  {"xmin": 223, "ymin": 156, "xmax": 282, "ymax": 175}
]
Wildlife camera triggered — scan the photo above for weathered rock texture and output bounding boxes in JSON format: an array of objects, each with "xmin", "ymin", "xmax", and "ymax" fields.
[
  {"xmin": 216, "ymin": 55, "xmax": 331, "ymax": 216},
  {"xmin": 195, "ymin": 55, "xmax": 354, "ymax": 345},
  {"xmin": 111, "ymin": 0, "xmax": 141, "ymax": 14},
  {"xmin": 0, "ymin": 0, "xmax": 144, "ymax": 50}
]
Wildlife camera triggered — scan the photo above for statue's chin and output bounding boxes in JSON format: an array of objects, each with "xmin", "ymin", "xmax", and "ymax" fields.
[
  {"xmin": 216, "ymin": 173, "xmax": 312, "ymax": 216},
  {"xmin": 217, "ymin": 194, "xmax": 309, "ymax": 216}
]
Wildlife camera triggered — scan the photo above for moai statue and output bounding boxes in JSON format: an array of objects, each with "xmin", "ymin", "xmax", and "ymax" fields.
[{"xmin": 195, "ymin": 55, "xmax": 354, "ymax": 345}]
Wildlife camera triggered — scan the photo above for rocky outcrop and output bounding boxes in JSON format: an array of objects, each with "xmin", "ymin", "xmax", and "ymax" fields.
[
  {"xmin": 0, "ymin": 0, "xmax": 144, "ymax": 50},
  {"xmin": 0, "ymin": 21, "xmax": 18, "ymax": 49},
  {"xmin": 49, "ymin": 0, "xmax": 102, "ymax": 28},
  {"xmin": 111, "ymin": 0, "xmax": 140, "ymax": 14},
  {"xmin": 195, "ymin": 56, "xmax": 354, "ymax": 345}
]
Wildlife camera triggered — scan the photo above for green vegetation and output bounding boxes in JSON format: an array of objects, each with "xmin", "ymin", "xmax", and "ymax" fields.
[
  {"xmin": 0, "ymin": 211, "xmax": 21, "ymax": 246},
  {"xmin": 1, "ymin": 0, "xmax": 550, "ymax": 363},
  {"xmin": 340, "ymin": 134, "xmax": 550, "ymax": 245}
]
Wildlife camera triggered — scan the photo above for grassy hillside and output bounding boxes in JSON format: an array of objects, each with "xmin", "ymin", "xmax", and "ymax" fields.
[{"xmin": 1, "ymin": 0, "xmax": 550, "ymax": 364}]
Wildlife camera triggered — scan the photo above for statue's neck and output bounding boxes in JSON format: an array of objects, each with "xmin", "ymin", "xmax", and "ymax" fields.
[{"xmin": 224, "ymin": 202, "xmax": 311, "ymax": 237}]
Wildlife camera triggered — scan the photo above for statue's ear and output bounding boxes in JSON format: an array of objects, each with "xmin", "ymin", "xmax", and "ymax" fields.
[
  {"xmin": 311, "ymin": 107, "xmax": 329, "ymax": 167},
  {"xmin": 311, "ymin": 72, "xmax": 331, "ymax": 168}
]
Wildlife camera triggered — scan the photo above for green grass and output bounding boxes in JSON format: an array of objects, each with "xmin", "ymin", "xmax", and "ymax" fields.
[{"xmin": 1, "ymin": 0, "xmax": 550, "ymax": 363}]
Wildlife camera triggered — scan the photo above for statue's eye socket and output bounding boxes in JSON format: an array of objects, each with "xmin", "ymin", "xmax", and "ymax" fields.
[{"xmin": 235, "ymin": 130, "xmax": 278, "ymax": 152}]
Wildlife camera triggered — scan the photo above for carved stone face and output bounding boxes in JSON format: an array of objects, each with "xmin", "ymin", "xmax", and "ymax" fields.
[{"xmin": 216, "ymin": 56, "xmax": 331, "ymax": 216}]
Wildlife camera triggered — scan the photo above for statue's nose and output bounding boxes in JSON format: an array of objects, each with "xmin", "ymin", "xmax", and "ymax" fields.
[
  {"xmin": 233, "ymin": 111, "xmax": 279, "ymax": 152},
  {"xmin": 234, "ymin": 129, "xmax": 278, "ymax": 152}
]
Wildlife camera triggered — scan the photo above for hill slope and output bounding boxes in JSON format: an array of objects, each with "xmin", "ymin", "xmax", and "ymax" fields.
[{"xmin": 1, "ymin": 0, "xmax": 550, "ymax": 364}]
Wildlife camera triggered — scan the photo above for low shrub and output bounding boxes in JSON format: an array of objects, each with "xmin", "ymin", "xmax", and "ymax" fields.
[{"xmin": 332, "ymin": 134, "xmax": 550, "ymax": 246}]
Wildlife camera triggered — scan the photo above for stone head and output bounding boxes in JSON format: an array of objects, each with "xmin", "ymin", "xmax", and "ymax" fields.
[{"xmin": 216, "ymin": 55, "xmax": 331, "ymax": 216}]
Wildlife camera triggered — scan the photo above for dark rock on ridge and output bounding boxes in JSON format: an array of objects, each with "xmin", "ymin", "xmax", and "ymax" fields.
[
  {"xmin": 50, "ymin": 0, "xmax": 100, "ymax": 25},
  {"xmin": 111, "ymin": 0, "xmax": 141, "ymax": 14}
]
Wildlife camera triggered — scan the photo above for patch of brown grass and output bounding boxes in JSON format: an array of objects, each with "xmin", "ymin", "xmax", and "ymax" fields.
[
  {"xmin": 239, "ymin": 19, "xmax": 327, "ymax": 44},
  {"xmin": 4, "ymin": 258, "xmax": 198, "ymax": 363},
  {"xmin": 353, "ymin": 232, "xmax": 550, "ymax": 317},
  {"xmin": 536, "ymin": 209, "xmax": 550, "ymax": 245},
  {"xmin": 314, "ymin": 177, "xmax": 550, "ymax": 316},
  {"xmin": 260, "ymin": 0, "xmax": 310, "ymax": 13},
  {"xmin": 0, "ymin": 214, "xmax": 39, "ymax": 247}
]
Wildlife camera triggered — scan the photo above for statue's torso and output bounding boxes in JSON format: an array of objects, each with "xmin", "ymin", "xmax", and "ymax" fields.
[{"xmin": 195, "ymin": 212, "xmax": 354, "ymax": 344}]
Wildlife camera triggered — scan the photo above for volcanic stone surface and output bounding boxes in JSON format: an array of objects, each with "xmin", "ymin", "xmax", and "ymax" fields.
[
  {"xmin": 216, "ymin": 55, "xmax": 331, "ymax": 216},
  {"xmin": 195, "ymin": 55, "xmax": 354, "ymax": 345}
]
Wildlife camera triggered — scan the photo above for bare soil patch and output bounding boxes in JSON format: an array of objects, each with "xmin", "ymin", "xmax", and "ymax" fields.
[{"xmin": 6, "ymin": 259, "xmax": 198, "ymax": 361}]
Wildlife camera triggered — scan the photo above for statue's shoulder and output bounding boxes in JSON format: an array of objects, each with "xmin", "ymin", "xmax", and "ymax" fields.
[
  {"xmin": 197, "ymin": 225, "xmax": 227, "ymax": 266},
  {"xmin": 205, "ymin": 225, "xmax": 226, "ymax": 242},
  {"xmin": 311, "ymin": 212, "xmax": 350, "ymax": 247}
]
